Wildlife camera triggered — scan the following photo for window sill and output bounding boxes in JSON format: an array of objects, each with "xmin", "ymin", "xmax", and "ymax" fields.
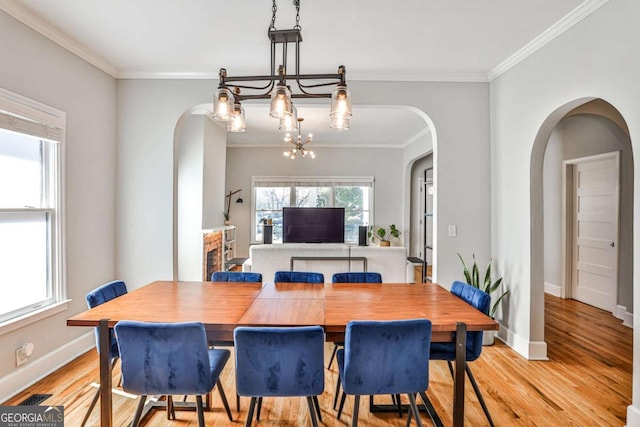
[{"xmin": 0, "ymin": 299, "xmax": 71, "ymax": 337}]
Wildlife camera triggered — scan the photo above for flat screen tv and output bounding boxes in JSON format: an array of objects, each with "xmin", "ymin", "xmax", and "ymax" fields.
[{"xmin": 282, "ymin": 207, "xmax": 345, "ymax": 243}]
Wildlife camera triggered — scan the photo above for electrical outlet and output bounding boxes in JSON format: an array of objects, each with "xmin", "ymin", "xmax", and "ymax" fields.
[
  {"xmin": 16, "ymin": 347, "xmax": 26, "ymax": 366},
  {"xmin": 448, "ymin": 225, "xmax": 457, "ymax": 237},
  {"xmin": 16, "ymin": 342, "xmax": 34, "ymax": 367}
]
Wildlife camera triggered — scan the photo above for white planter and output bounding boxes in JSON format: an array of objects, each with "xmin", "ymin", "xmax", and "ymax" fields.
[{"xmin": 482, "ymin": 330, "xmax": 495, "ymax": 346}]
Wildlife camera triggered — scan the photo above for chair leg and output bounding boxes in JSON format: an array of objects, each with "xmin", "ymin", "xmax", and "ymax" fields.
[
  {"xmin": 352, "ymin": 395, "xmax": 360, "ymax": 427},
  {"xmin": 328, "ymin": 344, "xmax": 338, "ymax": 369},
  {"xmin": 307, "ymin": 396, "xmax": 319, "ymax": 427},
  {"xmin": 313, "ymin": 396, "xmax": 322, "ymax": 422},
  {"xmin": 236, "ymin": 393, "xmax": 241, "ymax": 412},
  {"xmin": 216, "ymin": 379, "xmax": 233, "ymax": 421},
  {"xmin": 446, "ymin": 360, "xmax": 455, "ymax": 379},
  {"xmin": 167, "ymin": 395, "xmax": 175, "ymax": 420},
  {"xmin": 195, "ymin": 395, "xmax": 205, "ymax": 427},
  {"xmin": 394, "ymin": 393, "xmax": 403, "ymax": 417},
  {"xmin": 256, "ymin": 397, "xmax": 263, "ymax": 420},
  {"xmin": 418, "ymin": 391, "xmax": 444, "ymax": 427},
  {"xmin": 408, "ymin": 393, "xmax": 424, "ymax": 427},
  {"xmin": 80, "ymin": 387, "xmax": 100, "ymax": 427},
  {"xmin": 333, "ymin": 374, "xmax": 342, "ymax": 410},
  {"xmin": 245, "ymin": 397, "xmax": 257, "ymax": 427},
  {"xmin": 81, "ymin": 358, "xmax": 118, "ymax": 427},
  {"xmin": 130, "ymin": 395, "xmax": 147, "ymax": 427},
  {"xmin": 465, "ymin": 365, "xmax": 495, "ymax": 427},
  {"xmin": 337, "ymin": 391, "xmax": 347, "ymax": 419}
]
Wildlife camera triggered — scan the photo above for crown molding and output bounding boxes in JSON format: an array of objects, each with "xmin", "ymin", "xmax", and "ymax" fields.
[
  {"xmin": 0, "ymin": 0, "xmax": 119, "ymax": 78},
  {"xmin": 488, "ymin": 0, "xmax": 611, "ymax": 81},
  {"xmin": 118, "ymin": 71, "xmax": 219, "ymax": 80}
]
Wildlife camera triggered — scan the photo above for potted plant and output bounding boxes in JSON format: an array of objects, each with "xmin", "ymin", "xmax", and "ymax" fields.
[
  {"xmin": 368, "ymin": 224, "xmax": 401, "ymax": 247},
  {"xmin": 223, "ymin": 210, "xmax": 231, "ymax": 226},
  {"xmin": 457, "ymin": 253, "xmax": 509, "ymax": 345}
]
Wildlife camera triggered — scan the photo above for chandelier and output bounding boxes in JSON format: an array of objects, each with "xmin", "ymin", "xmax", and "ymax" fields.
[
  {"xmin": 212, "ymin": 0, "xmax": 352, "ymax": 133},
  {"xmin": 283, "ymin": 118, "xmax": 315, "ymax": 159}
]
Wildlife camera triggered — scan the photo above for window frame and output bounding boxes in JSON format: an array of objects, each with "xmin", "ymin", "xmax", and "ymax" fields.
[
  {"xmin": 251, "ymin": 176, "xmax": 374, "ymax": 244},
  {"xmin": 0, "ymin": 88, "xmax": 68, "ymax": 335}
]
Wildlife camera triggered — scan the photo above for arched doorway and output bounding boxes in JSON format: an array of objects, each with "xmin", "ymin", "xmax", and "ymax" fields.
[{"xmin": 530, "ymin": 98, "xmax": 634, "ymax": 357}]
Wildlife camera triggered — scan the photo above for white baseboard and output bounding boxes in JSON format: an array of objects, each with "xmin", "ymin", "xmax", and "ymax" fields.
[
  {"xmin": 497, "ymin": 324, "xmax": 549, "ymax": 360},
  {"xmin": 544, "ymin": 282, "xmax": 562, "ymax": 297},
  {"xmin": 616, "ymin": 305, "xmax": 634, "ymax": 329},
  {"xmin": 626, "ymin": 404, "xmax": 640, "ymax": 427},
  {"xmin": 0, "ymin": 331, "xmax": 93, "ymax": 404}
]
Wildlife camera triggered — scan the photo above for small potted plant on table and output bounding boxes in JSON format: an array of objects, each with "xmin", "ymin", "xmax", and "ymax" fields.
[{"xmin": 368, "ymin": 224, "xmax": 401, "ymax": 247}]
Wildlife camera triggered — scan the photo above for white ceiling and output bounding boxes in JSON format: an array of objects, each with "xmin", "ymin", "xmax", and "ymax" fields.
[{"xmin": 2, "ymin": 0, "xmax": 589, "ymax": 147}]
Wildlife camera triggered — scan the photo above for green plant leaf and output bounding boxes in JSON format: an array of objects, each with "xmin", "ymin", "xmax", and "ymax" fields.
[
  {"xmin": 483, "ymin": 259, "xmax": 492, "ymax": 292},
  {"xmin": 490, "ymin": 289, "xmax": 510, "ymax": 317},
  {"xmin": 471, "ymin": 254, "xmax": 480, "ymax": 288},
  {"xmin": 458, "ymin": 253, "xmax": 473, "ymax": 285}
]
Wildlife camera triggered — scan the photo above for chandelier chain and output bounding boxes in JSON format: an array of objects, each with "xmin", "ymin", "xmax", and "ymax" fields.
[
  {"xmin": 294, "ymin": 0, "xmax": 301, "ymax": 30},
  {"xmin": 269, "ymin": 0, "xmax": 277, "ymax": 31}
]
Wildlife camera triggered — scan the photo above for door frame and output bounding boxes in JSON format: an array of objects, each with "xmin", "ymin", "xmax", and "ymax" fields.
[{"xmin": 561, "ymin": 150, "xmax": 620, "ymax": 309}]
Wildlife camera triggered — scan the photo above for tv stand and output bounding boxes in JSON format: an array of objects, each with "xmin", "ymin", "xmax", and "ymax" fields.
[{"xmin": 242, "ymin": 243, "xmax": 413, "ymax": 283}]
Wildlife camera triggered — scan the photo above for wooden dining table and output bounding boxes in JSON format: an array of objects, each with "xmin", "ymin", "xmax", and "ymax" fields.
[{"xmin": 67, "ymin": 280, "xmax": 498, "ymax": 427}]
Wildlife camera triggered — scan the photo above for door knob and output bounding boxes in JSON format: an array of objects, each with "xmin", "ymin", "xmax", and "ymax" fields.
[{"xmin": 610, "ymin": 242, "xmax": 615, "ymax": 247}]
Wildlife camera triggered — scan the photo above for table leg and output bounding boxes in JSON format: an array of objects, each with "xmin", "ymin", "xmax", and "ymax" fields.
[
  {"xmin": 98, "ymin": 319, "xmax": 112, "ymax": 427},
  {"xmin": 453, "ymin": 322, "xmax": 466, "ymax": 427}
]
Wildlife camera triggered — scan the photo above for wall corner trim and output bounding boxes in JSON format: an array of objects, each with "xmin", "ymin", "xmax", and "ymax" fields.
[
  {"xmin": 497, "ymin": 324, "xmax": 549, "ymax": 360},
  {"xmin": 488, "ymin": 0, "xmax": 611, "ymax": 81}
]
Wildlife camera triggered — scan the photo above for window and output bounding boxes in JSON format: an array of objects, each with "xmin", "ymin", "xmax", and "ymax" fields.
[
  {"xmin": 252, "ymin": 176, "xmax": 373, "ymax": 244},
  {"xmin": 0, "ymin": 89, "xmax": 66, "ymax": 327}
]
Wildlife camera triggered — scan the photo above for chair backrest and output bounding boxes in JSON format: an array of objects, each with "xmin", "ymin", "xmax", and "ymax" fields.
[
  {"xmin": 114, "ymin": 320, "xmax": 214, "ymax": 396},
  {"xmin": 341, "ymin": 319, "xmax": 431, "ymax": 396},
  {"xmin": 332, "ymin": 272, "xmax": 382, "ymax": 283},
  {"xmin": 451, "ymin": 280, "xmax": 491, "ymax": 360},
  {"xmin": 234, "ymin": 326, "xmax": 325, "ymax": 397},
  {"xmin": 86, "ymin": 280, "xmax": 128, "ymax": 359},
  {"xmin": 274, "ymin": 271, "xmax": 324, "ymax": 283},
  {"xmin": 212, "ymin": 271, "xmax": 263, "ymax": 282}
]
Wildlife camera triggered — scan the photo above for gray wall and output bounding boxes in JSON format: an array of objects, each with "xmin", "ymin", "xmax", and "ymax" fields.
[
  {"xmin": 116, "ymin": 79, "xmax": 490, "ymax": 291},
  {"xmin": 543, "ymin": 114, "xmax": 633, "ymax": 312},
  {"xmin": 224, "ymin": 146, "xmax": 404, "ymax": 257},
  {"xmin": 0, "ymin": 10, "xmax": 116, "ymax": 400},
  {"xmin": 490, "ymin": 0, "xmax": 640, "ymax": 421}
]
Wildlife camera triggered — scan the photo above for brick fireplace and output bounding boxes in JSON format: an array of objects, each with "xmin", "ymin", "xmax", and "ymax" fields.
[{"xmin": 203, "ymin": 230, "xmax": 223, "ymax": 280}]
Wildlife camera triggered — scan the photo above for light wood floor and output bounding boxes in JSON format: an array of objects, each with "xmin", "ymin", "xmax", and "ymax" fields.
[{"xmin": 4, "ymin": 294, "xmax": 632, "ymax": 426}]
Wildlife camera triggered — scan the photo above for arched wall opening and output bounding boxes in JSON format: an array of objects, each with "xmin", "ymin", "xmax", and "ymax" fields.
[
  {"xmin": 173, "ymin": 103, "xmax": 438, "ymax": 282},
  {"xmin": 530, "ymin": 97, "xmax": 633, "ymax": 357}
]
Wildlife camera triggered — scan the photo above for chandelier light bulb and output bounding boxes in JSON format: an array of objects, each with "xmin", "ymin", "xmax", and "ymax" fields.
[
  {"xmin": 213, "ymin": 87, "xmax": 234, "ymax": 121},
  {"xmin": 270, "ymin": 85, "xmax": 292, "ymax": 119}
]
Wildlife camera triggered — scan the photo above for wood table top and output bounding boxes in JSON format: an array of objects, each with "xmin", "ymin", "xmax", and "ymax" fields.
[{"xmin": 67, "ymin": 280, "xmax": 498, "ymax": 335}]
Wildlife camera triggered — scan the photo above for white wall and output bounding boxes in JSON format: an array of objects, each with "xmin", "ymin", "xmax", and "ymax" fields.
[
  {"xmin": 543, "ymin": 114, "xmax": 633, "ymax": 309},
  {"xmin": 0, "ymin": 11, "xmax": 116, "ymax": 400},
  {"xmin": 116, "ymin": 79, "xmax": 217, "ymax": 287},
  {"xmin": 225, "ymin": 146, "xmax": 405, "ymax": 256},
  {"xmin": 490, "ymin": 0, "xmax": 640, "ymax": 422}
]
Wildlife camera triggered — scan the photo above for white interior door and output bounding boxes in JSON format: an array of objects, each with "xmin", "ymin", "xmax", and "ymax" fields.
[{"xmin": 571, "ymin": 155, "xmax": 619, "ymax": 311}]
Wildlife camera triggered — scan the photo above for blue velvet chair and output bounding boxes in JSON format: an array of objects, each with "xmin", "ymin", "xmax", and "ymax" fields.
[
  {"xmin": 211, "ymin": 271, "xmax": 263, "ymax": 282},
  {"xmin": 274, "ymin": 271, "xmax": 324, "ymax": 283},
  {"xmin": 329, "ymin": 272, "xmax": 383, "ymax": 371},
  {"xmin": 211, "ymin": 270, "xmax": 263, "ymax": 411},
  {"xmin": 81, "ymin": 280, "xmax": 128, "ymax": 427},
  {"xmin": 430, "ymin": 281, "xmax": 494, "ymax": 426},
  {"xmin": 336, "ymin": 319, "xmax": 433, "ymax": 426},
  {"xmin": 114, "ymin": 320, "xmax": 232, "ymax": 427},
  {"xmin": 331, "ymin": 272, "xmax": 382, "ymax": 283},
  {"xmin": 234, "ymin": 326, "xmax": 325, "ymax": 427}
]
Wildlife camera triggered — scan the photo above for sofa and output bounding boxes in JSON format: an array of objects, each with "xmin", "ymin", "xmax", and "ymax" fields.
[{"xmin": 242, "ymin": 243, "xmax": 414, "ymax": 283}]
